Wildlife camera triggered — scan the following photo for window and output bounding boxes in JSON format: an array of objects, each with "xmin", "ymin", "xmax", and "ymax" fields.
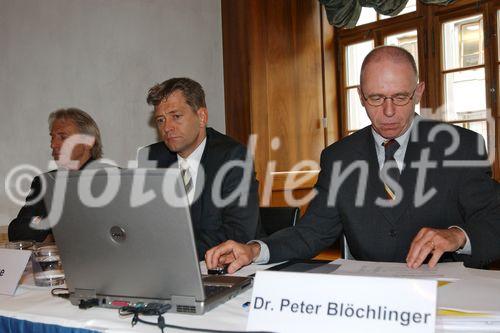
[
  {"xmin": 459, "ymin": 19, "xmax": 483, "ymax": 67},
  {"xmin": 441, "ymin": 15, "xmax": 488, "ymax": 146},
  {"xmin": 344, "ymin": 40, "xmax": 373, "ymax": 133},
  {"xmin": 336, "ymin": 1, "xmax": 499, "ymax": 175}
]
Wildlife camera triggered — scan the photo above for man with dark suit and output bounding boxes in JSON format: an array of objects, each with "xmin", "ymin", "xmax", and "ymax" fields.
[
  {"xmin": 206, "ymin": 46, "xmax": 500, "ymax": 272},
  {"xmin": 137, "ymin": 77, "xmax": 259, "ymax": 258},
  {"xmin": 8, "ymin": 108, "xmax": 105, "ymax": 242}
]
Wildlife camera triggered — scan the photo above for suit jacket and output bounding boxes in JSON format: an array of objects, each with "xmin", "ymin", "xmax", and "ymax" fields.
[
  {"xmin": 137, "ymin": 127, "xmax": 260, "ymax": 258},
  {"xmin": 264, "ymin": 119, "xmax": 500, "ymax": 268},
  {"xmin": 8, "ymin": 158, "xmax": 115, "ymax": 242}
]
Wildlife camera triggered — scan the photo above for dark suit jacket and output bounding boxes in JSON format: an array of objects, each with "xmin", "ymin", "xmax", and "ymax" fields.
[
  {"xmin": 137, "ymin": 127, "xmax": 260, "ymax": 258},
  {"xmin": 264, "ymin": 119, "xmax": 500, "ymax": 268},
  {"xmin": 8, "ymin": 158, "xmax": 114, "ymax": 242}
]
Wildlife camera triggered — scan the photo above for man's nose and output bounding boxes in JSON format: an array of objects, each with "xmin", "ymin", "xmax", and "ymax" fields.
[
  {"xmin": 162, "ymin": 118, "xmax": 174, "ymax": 133},
  {"xmin": 51, "ymin": 138, "xmax": 61, "ymax": 149},
  {"xmin": 382, "ymin": 98, "xmax": 396, "ymax": 117}
]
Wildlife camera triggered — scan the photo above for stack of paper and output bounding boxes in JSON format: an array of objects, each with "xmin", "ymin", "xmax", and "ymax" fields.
[
  {"xmin": 331, "ymin": 259, "xmax": 500, "ymax": 331},
  {"xmin": 437, "ymin": 274, "xmax": 500, "ymax": 331}
]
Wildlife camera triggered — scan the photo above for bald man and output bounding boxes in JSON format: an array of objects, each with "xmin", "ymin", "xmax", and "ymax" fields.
[{"xmin": 206, "ymin": 45, "xmax": 500, "ymax": 272}]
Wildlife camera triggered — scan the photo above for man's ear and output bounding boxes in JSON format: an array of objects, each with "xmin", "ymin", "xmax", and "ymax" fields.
[
  {"xmin": 84, "ymin": 137, "xmax": 95, "ymax": 155},
  {"xmin": 197, "ymin": 107, "xmax": 208, "ymax": 127},
  {"xmin": 357, "ymin": 86, "xmax": 366, "ymax": 107},
  {"xmin": 414, "ymin": 81, "xmax": 425, "ymax": 104}
]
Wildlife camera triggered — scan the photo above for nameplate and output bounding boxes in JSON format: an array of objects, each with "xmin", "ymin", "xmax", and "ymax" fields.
[
  {"xmin": 0, "ymin": 248, "xmax": 31, "ymax": 295},
  {"xmin": 247, "ymin": 270, "xmax": 437, "ymax": 333}
]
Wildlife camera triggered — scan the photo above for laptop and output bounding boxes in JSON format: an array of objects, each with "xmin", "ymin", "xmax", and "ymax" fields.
[{"xmin": 43, "ymin": 168, "xmax": 252, "ymax": 314}]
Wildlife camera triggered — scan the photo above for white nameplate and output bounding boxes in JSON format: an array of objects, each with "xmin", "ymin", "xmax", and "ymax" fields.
[
  {"xmin": 0, "ymin": 248, "xmax": 31, "ymax": 295},
  {"xmin": 247, "ymin": 270, "xmax": 437, "ymax": 333}
]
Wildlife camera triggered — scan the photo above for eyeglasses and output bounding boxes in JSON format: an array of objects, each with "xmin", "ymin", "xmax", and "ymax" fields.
[{"xmin": 360, "ymin": 87, "xmax": 417, "ymax": 107}]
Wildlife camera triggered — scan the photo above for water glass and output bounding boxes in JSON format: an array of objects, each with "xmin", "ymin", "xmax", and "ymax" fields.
[{"xmin": 32, "ymin": 244, "xmax": 65, "ymax": 287}]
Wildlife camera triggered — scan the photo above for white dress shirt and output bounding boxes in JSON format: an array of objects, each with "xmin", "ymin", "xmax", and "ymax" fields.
[{"xmin": 177, "ymin": 138, "xmax": 206, "ymax": 204}]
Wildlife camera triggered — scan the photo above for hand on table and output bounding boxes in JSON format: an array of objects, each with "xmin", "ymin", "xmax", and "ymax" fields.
[
  {"xmin": 205, "ymin": 240, "xmax": 261, "ymax": 274},
  {"xmin": 406, "ymin": 227, "xmax": 466, "ymax": 269}
]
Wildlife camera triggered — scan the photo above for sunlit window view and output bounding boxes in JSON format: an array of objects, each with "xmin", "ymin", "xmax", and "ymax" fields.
[
  {"xmin": 345, "ymin": 40, "xmax": 373, "ymax": 132},
  {"xmin": 442, "ymin": 15, "xmax": 488, "ymax": 147}
]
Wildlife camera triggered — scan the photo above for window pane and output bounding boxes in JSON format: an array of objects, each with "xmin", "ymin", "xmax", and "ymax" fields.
[
  {"xmin": 444, "ymin": 68, "xmax": 486, "ymax": 121},
  {"xmin": 454, "ymin": 121, "xmax": 488, "ymax": 149},
  {"xmin": 347, "ymin": 88, "xmax": 371, "ymax": 131},
  {"xmin": 345, "ymin": 40, "xmax": 374, "ymax": 86},
  {"xmin": 442, "ymin": 15, "xmax": 483, "ymax": 70},
  {"xmin": 385, "ymin": 30, "xmax": 419, "ymax": 70},
  {"xmin": 380, "ymin": 0, "xmax": 417, "ymax": 20},
  {"xmin": 356, "ymin": 7, "xmax": 377, "ymax": 26}
]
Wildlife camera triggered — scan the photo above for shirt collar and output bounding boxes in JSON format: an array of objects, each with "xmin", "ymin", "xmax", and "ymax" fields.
[
  {"xmin": 177, "ymin": 137, "xmax": 207, "ymax": 169},
  {"xmin": 371, "ymin": 115, "xmax": 416, "ymax": 149}
]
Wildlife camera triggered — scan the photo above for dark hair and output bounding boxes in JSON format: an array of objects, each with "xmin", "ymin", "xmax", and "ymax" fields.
[
  {"xmin": 48, "ymin": 108, "xmax": 103, "ymax": 159},
  {"xmin": 360, "ymin": 45, "xmax": 418, "ymax": 85},
  {"xmin": 146, "ymin": 77, "xmax": 206, "ymax": 112}
]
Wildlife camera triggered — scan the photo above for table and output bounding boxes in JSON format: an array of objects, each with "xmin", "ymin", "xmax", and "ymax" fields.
[{"xmin": 1, "ymin": 262, "xmax": 499, "ymax": 333}]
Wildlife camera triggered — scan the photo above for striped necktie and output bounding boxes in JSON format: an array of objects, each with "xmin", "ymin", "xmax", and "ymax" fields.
[
  {"xmin": 382, "ymin": 139, "xmax": 400, "ymax": 200},
  {"xmin": 179, "ymin": 161, "xmax": 193, "ymax": 196}
]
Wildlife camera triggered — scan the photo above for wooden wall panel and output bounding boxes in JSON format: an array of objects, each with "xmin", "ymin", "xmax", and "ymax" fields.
[
  {"xmin": 222, "ymin": 0, "xmax": 252, "ymax": 146},
  {"xmin": 222, "ymin": 0, "xmax": 337, "ymax": 212},
  {"xmin": 263, "ymin": 0, "xmax": 325, "ymax": 172}
]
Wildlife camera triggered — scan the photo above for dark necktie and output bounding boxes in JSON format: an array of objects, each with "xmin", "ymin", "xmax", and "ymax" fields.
[{"xmin": 382, "ymin": 139, "xmax": 400, "ymax": 199}]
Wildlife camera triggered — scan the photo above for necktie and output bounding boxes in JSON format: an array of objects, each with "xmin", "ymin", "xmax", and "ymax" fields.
[
  {"xmin": 382, "ymin": 139, "xmax": 400, "ymax": 200},
  {"xmin": 179, "ymin": 160, "xmax": 193, "ymax": 196}
]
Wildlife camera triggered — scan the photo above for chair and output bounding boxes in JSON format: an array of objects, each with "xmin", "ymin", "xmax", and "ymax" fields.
[{"xmin": 259, "ymin": 206, "xmax": 299, "ymax": 236}]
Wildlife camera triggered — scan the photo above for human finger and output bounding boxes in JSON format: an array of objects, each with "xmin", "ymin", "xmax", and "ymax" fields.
[
  {"xmin": 407, "ymin": 239, "xmax": 435, "ymax": 269},
  {"xmin": 205, "ymin": 241, "xmax": 235, "ymax": 269},
  {"xmin": 406, "ymin": 229, "xmax": 435, "ymax": 264}
]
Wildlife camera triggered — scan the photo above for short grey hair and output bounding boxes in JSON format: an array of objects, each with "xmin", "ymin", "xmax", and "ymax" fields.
[{"xmin": 48, "ymin": 108, "xmax": 103, "ymax": 159}]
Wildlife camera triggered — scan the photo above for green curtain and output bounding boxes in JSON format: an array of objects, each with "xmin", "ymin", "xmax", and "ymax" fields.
[{"xmin": 320, "ymin": 0, "xmax": 455, "ymax": 28}]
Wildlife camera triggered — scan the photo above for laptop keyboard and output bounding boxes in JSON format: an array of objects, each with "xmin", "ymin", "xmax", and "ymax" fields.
[{"xmin": 204, "ymin": 285, "xmax": 231, "ymax": 298}]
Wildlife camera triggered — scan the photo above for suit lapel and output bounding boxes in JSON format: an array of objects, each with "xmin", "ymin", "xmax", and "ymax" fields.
[{"xmin": 190, "ymin": 130, "xmax": 214, "ymax": 229}]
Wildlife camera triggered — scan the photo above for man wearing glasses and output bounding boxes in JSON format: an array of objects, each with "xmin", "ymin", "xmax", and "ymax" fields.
[{"xmin": 206, "ymin": 45, "xmax": 500, "ymax": 272}]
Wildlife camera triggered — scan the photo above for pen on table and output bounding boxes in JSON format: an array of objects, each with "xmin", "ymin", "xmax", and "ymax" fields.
[{"xmin": 242, "ymin": 301, "xmax": 251, "ymax": 310}]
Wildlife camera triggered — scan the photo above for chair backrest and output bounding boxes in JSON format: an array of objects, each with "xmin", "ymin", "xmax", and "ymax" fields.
[{"xmin": 259, "ymin": 206, "xmax": 299, "ymax": 236}]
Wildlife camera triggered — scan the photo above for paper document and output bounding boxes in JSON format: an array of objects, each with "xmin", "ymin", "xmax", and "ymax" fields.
[
  {"xmin": 438, "ymin": 276, "xmax": 500, "ymax": 315},
  {"xmin": 331, "ymin": 259, "xmax": 468, "ymax": 281}
]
